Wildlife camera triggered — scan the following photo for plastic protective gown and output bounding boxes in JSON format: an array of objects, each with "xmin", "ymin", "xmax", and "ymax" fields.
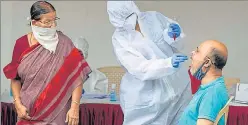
[
  {"xmin": 107, "ymin": 1, "xmax": 192, "ymax": 125},
  {"xmin": 73, "ymin": 37, "xmax": 108, "ymax": 94}
]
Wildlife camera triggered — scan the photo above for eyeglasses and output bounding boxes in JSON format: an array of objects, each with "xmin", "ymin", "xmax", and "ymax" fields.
[{"xmin": 39, "ymin": 17, "xmax": 60, "ymax": 26}]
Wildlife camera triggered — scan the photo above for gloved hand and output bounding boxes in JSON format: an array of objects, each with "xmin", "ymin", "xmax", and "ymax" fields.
[
  {"xmin": 171, "ymin": 54, "xmax": 188, "ymax": 68},
  {"xmin": 168, "ymin": 23, "xmax": 181, "ymax": 39}
]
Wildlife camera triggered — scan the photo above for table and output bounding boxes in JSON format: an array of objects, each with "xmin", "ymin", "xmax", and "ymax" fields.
[
  {"xmin": 1, "ymin": 102, "xmax": 17, "ymax": 125},
  {"xmin": 80, "ymin": 98, "xmax": 123, "ymax": 125},
  {"xmin": 2, "ymin": 97, "xmax": 248, "ymax": 125},
  {"xmin": 1, "ymin": 98, "xmax": 123, "ymax": 125},
  {"xmin": 227, "ymin": 102, "xmax": 248, "ymax": 125}
]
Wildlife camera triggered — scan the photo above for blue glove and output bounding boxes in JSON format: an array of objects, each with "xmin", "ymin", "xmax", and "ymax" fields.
[
  {"xmin": 171, "ymin": 54, "xmax": 188, "ymax": 68},
  {"xmin": 168, "ymin": 23, "xmax": 181, "ymax": 38}
]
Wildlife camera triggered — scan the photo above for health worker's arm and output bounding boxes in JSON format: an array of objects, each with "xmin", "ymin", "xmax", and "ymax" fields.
[{"xmin": 112, "ymin": 36, "xmax": 177, "ymax": 81}]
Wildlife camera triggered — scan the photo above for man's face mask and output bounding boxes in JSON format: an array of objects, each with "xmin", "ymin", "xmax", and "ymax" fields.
[
  {"xmin": 190, "ymin": 58, "xmax": 212, "ymax": 80},
  {"xmin": 192, "ymin": 63, "xmax": 207, "ymax": 80}
]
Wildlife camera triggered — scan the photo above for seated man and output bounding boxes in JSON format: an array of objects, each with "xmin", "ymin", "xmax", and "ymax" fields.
[
  {"xmin": 74, "ymin": 37, "xmax": 108, "ymax": 94},
  {"xmin": 179, "ymin": 40, "xmax": 229, "ymax": 125}
]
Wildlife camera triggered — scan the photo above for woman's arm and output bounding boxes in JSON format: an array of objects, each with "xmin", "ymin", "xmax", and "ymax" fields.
[
  {"xmin": 11, "ymin": 79, "xmax": 31, "ymax": 119},
  {"xmin": 71, "ymin": 83, "xmax": 83, "ymax": 109},
  {"xmin": 11, "ymin": 79, "xmax": 22, "ymax": 104},
  {"xmin": 66, "ymin": 79, "xmax": 83, "ymax": 125}
]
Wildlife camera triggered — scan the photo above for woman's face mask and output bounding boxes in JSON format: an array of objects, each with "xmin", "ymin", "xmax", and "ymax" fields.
[
  {"xmin": 31, "ymin": 12, "xmax": 59, "ymax": 39},
  {"xmin": 31, "ymin": 22, "xmax": 59, "ymax": 52},
  {"xmin": 31, "ymin": 23, "xmax": 57, "ymax": 36},
  {"xmin": 29, "ymin": 12, "xmax": 59, "ymax": 52}
]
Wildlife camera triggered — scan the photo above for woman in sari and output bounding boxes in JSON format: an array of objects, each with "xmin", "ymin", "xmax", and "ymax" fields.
[{"xmin": 3, "ymin": 1, "xmax": 91, "ymax": 125}]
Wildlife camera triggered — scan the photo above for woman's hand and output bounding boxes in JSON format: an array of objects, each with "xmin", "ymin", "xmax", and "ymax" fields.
[
  {"xmin": 66, "ymin": 81, "xmax": 82, "ymax": 125},
  {"xmin": 65, "ymin": 106, "xmax": 80, "ymax": 125},
  {"xmin": 14, "ymin": 101, "xmax": 31, "ymax": 120}
]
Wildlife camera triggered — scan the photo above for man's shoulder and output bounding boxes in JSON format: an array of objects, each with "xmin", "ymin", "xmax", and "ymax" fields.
[
  {"xmin": 212, "ymin": 78, "xmax": 228, "ymax": 94},
  {"xmin": 197, "ymin": 80, "xmax": 229, "ymax": 122},
  {"xmin": 204, "ymin": 80, "xmax": 229, "ymax": 102}
]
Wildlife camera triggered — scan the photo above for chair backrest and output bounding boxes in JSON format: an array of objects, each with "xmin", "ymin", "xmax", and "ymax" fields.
[
  {"xmin": 214, "ymin": 96, "xmax": 234, "ymax": 125},
  {"xmin": 224, "ymin": 78, "xmax": 240, "ymax": 90},
  {"xmin": 97, "ymin": 66, "xmax": 125, "ymax": 95}
]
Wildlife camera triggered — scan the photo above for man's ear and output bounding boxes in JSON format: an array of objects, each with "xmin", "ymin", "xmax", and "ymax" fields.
[{"xmin": 203, "ymin": 59, "xmax": 211, "ymax": 68}]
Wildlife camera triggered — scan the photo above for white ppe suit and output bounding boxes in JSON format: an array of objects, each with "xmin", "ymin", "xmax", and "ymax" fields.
[{"xmin": 107, "ymin": 1, "xmax": 192, "ymax": 125}]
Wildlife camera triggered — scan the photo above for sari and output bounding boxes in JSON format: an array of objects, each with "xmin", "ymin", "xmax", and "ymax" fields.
[{"xmin": 3, "ymin": 31, "xmax": 91, "ymax": 125}]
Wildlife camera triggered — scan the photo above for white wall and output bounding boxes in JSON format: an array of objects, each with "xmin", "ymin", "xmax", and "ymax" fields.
[
  {"xmin": 1, "ymin": 1, "xmax": 14, "ymax": 94},
  {"xmin": 1, "ymin": 1, "xmax": 248, "ymax": 94}
]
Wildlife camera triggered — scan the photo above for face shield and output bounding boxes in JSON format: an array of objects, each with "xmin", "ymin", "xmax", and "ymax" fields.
[{"xmin": 107, "ymin": 1, "xmax": 140, "ymax": 28}]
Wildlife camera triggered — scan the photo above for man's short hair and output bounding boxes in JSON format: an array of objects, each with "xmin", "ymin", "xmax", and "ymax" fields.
[{"xmin": 210, "ymin": 49, "xmax": 227, "ymax": 70}]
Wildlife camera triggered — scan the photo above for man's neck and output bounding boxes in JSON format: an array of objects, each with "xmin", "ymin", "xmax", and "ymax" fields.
[{"xmin": 201, "ymin": 70, "xmax": 222, "ymax": 85}]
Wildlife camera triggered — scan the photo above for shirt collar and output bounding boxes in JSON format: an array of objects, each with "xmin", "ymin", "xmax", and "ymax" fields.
[{"xmin": 200, "ymin": 76, "xmax": 224, "ymax": 90}]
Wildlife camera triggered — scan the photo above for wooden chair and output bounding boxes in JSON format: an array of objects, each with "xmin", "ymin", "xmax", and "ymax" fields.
[
  {"xmin": 98, "ymin": 66, "xmax": 125, "ymax": 95},
  {"xmin": 224, "ymin": 78, "xmax": 240, "ymax": 90},
  {"xmin": 214, "ymin": 96, "xmax": 234, "ymax": 125}
]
